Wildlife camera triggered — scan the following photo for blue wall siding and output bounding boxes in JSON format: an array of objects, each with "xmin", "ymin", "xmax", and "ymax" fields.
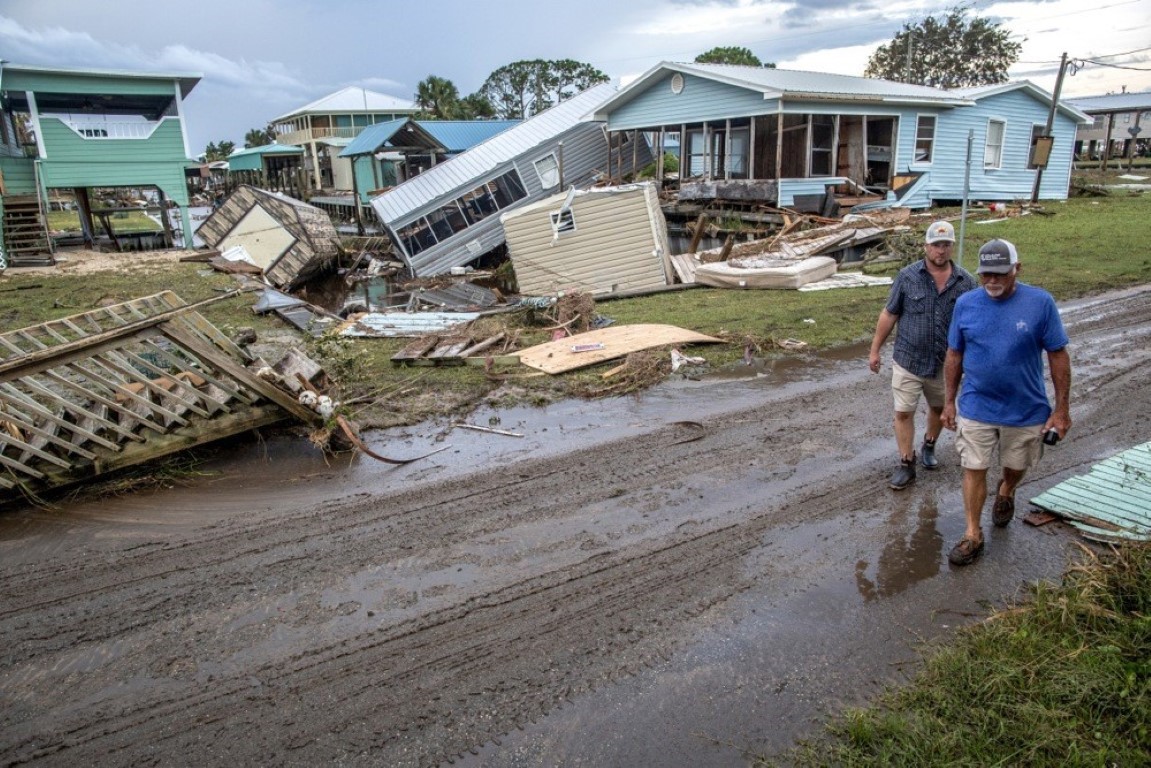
[
  {"xmin": 609, "ymin": 74, "xmax": 779, "ymax": 130},
  {"xmin": 917, "ymin": 90, "xmax": 1077, "ymax": 203}
]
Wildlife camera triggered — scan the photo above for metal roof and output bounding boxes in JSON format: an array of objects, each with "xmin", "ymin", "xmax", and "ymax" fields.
[
  {"xmin": 1065, "ymin": 90, "xmax": 1151, "ymax": 114},
  {"xmin": 592, "ymin": 62, "xmax": 974, "ymax": 119},
  {"xmin": 272, "ymin": 86, "xmax": 417, "ymax": 122},
  {"xmin": 1031, "ymin": 441, "xmax": 1151, "ymax": 543},
  {"xmin": 228, "ymin": 144, "xmax": 304, "ymax": 158},
  {"xmin": 338, "ymin": 119, "xmax": 443, "ymax": 157},
  {"xmin": 372, "ymin": 83, "xmax": 617, "ymax": 223},
  {"xmin": 0, "ymin": 62, "xmax": 201, "ymax": 98},
  {"xmin": 415, "ymin": 120, "xmax": 521, "ymax": 153}
]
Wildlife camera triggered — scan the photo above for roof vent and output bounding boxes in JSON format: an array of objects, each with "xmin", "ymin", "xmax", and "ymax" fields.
[{"xmin": 670, "ymin": 74, "xmax": 685, "ymax": 95}]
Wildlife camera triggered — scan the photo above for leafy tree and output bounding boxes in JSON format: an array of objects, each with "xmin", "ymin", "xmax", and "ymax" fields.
[
  {"xmin": 695, "ymin": 46, "xmax": 775, "ymax": 68},
  {"xmin": 479, "ymin": 59, "xmax": 608, "ymax": 119},
  {"xmin": 415, "ymin": 75, "xmax": 462, "ymax": 119},
  {"xmin": 203, "ymin": 140, "xmax": 236, "ymax": 161},
  {"xmin": 244, "ymin": 124, "xmax": 275, "ymax": 148},
  {"xmin": 864, "ymin": 5, "xmax": 1021, "ymax": 88},
  {"xmin": 458, "ymin": 92, "xmax": 496, "ymax": 120}
]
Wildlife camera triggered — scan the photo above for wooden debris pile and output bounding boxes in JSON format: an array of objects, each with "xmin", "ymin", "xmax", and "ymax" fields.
[{"xmin": 0, "ymin": 291, "xmax": 325, "ymax": 505}]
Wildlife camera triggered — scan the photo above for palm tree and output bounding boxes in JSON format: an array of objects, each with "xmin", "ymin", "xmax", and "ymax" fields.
[
  {"xmin": 415, "ymin": 75, "xmax": 461, "ymax": 119},
  {"xmin": 244, "ymin": 125, "xmax": 275, "ymax": 148}
]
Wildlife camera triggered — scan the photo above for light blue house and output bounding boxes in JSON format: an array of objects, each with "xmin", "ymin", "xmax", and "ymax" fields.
[
  {"xmin": 227, "ymin": 143, "xmax": 304, "ymax": 173},
  {"xmin": 592, "ymin": 62, "xmax": 1089, "ymax": 211}
]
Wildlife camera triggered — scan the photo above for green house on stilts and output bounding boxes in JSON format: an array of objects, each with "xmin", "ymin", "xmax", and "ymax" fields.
[{"xmin": 0, "ymin": 62, "xmax": 201, "ymax": 267}]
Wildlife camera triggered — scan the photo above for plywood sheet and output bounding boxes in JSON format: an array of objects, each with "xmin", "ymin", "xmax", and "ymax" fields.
[{"xmin": 516, "ymin": 324, "xmax": 722, "ymax": 374}]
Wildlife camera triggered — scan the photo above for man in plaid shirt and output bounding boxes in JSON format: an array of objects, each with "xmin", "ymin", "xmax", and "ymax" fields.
[{"xmin": 869, "ymin": 221, "xmax": 976, "ymax": 490}]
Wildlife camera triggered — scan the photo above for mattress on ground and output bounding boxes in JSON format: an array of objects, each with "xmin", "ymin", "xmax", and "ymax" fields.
[{"xmin": 693, "ymin": 256, "xmax": 838, "ymax": 289}]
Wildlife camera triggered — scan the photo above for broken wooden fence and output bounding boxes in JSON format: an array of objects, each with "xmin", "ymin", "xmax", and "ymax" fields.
[{"xmin": 0, "ymin": 291, "xmax": 319, "ymax": 504}]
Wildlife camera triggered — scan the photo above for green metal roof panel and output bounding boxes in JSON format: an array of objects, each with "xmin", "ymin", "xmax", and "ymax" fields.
[{"xmin": 1031, "ymin": 441, "xmax": 1151, "ymax": 543}]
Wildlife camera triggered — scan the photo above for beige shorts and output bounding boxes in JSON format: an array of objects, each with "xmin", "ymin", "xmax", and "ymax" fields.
[
  {"xmin": 955, "ymin": 417, "xmax": 1045, "ymax": 471},
  {"xmin": 892, "ymin": 363, "xmax": 945, "ymax": 412}
]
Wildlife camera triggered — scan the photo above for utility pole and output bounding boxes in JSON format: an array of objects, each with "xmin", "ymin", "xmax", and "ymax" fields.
[
  {"xmin": 1031, "ymin": 52, "xmax": 1070, "ymax": 204},
  {"xmin": 904, "ymin": 32, "xmax": 914, "ymax": 83}
]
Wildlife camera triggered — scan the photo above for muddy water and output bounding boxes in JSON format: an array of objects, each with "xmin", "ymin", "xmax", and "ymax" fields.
[{"xmin": 0, "ymin": 344, "xmax": 864, "ymax": 555}]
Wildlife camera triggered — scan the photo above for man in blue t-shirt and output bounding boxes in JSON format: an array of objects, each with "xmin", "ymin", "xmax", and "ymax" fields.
[{"xmin": 940, "ymin": 239, "xmax": 1072, "ymax": 566}]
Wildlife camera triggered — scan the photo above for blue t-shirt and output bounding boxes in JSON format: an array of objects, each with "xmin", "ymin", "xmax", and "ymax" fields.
[{"xmin": 948, "ymin": 283, "xmax": 1068, "ymax": 427}]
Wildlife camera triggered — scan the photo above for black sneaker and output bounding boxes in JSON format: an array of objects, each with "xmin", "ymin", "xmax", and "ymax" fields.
[
  {"xmin": 920, "ymin": 438, "xmax": 939, "ymax": 469},
  {"xmin": 889, "ymin": 455, "xmax": 916, "ymax": 490}
]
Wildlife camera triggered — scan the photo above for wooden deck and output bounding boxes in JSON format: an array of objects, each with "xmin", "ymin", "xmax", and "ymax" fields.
[{"xmin": 0, "ymin": 291, "xmax": 320, "ymax": 504}]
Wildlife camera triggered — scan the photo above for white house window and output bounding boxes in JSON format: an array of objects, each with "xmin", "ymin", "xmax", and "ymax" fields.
[
  {"xmin": 984, "ymin": 119, "xmax": 1006, "ymax": 169},
  {"xmin": 914, "ymin": 116, "xmax": 936, "ymax": 163},
  {"xmin": 534, "ymin": 153, "xmax": 560, "ymax": 189}
]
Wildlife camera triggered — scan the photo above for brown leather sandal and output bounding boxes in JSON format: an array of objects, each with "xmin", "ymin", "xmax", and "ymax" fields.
[{"xmin": 948, "ymin": 536, "xmax": 985, "ymax": 566}]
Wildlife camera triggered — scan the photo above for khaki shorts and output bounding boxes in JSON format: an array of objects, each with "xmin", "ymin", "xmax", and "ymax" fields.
[
  {"xmin": 955, "ymin": 417, "xmax": 1045, "ymax": 471},
  {"xmin": 892, "ymin": 363, "xmax": 945, "ymax": 412}
]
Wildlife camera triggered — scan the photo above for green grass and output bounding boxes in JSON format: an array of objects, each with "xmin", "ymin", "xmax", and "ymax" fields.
[
  {"xmin": 47, "ymin": 209, "xmax": 161, "ymax": 233},
  {"xmin": 3, "ymin": 193, "xmax": 1149, "ymax": 426},
  {"xmin": 772, "ymin": 544, "xmax": 1151, "ymax": 767}
]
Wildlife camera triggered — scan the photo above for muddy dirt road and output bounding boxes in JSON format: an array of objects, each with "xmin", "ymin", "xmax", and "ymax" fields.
[{"xmin": 2, "ymin": 285, "xmax": 1149, "ymax": 767}]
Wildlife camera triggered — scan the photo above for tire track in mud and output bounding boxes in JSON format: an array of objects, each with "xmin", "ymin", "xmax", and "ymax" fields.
[
  {"xmin": 2, "ymin": 286, "xmax": 1149, "ymax": 766},
  {"xmin": 2, "ymin": 460, "xmax": 887, "ymax": 767},
  {"xmin": 0, "ymin": 386, "xmax": 870, "ymax": 669}
]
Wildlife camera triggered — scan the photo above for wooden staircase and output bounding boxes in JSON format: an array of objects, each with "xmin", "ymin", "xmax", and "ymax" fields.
[{"xmin": 2, "ymin": 194, "xmax": 54, "ymax": 267}]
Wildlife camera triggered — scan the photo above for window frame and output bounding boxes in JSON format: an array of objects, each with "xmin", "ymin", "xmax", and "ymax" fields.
[
  {"xmin": 913, "ymin": 115, "xmax": 937, "ymax": 165},
  {"xmin": 533, "ymin": 153, "xmax": 560, "ymax": 189},
  {"xmin": 984, "ymin": 119, "xmax": 1006, "ymax": 169}
]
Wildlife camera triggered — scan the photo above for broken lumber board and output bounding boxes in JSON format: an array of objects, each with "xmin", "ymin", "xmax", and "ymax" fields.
[{"xmin": 516, "ymin": 324, "xmax": 722, "ymax": 374}]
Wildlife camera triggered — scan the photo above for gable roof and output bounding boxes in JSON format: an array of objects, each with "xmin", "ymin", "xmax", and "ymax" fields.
[
  {"xmin": 272, "ymin": 86, "xmax": 417, "ymax": 122},
  {"xmin": 951, "ymin": 80, "xmax": 1091, "ymax": 123},
  {"xmin": 338, "ymin": 118, "xmax": 443, "ymax": 157},
  {"xmin": 593, "ymin": 62, "xmax": 974, "ymax": 119},
  {"xmin": 372, "ymin": 82, "xmax": 617, "ymax": 223}
]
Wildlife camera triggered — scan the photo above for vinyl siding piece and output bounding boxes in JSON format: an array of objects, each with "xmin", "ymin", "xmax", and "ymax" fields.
[{"xmin": 501, "ymin": 183, "xmax": 672, "ymax": 296}]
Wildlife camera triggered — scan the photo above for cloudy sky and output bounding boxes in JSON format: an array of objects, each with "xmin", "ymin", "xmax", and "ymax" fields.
[{"xmin": 2, "ymin": 0, "xmax": 1149, "ymax": 154}]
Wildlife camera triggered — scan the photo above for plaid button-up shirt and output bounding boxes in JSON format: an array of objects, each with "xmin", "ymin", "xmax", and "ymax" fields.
[{"xmin": 886, "ymin": 260, "xmax": 976, "ymax": 378}]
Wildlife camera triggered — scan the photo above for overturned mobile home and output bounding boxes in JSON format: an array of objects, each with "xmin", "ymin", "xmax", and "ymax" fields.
[
  {"xmin": 370, "ymin": 83, "xmax": 655, "ymax": 278},
  {"xmin": 501, "ymin": 182, "xmax": 673, "ymax": 297},
  {"xmin": 0, "ymin": 292, "xmax": 323, "ymax": 505},
  {"xmin": 196, "ymin": 185, "xmax": 340, "ymax": 290}
]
